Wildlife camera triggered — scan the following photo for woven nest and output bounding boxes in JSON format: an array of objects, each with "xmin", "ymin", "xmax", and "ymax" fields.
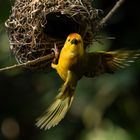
[{"xmin": 5, "ymin": 0, "xmax": 101, "ymax": 69}]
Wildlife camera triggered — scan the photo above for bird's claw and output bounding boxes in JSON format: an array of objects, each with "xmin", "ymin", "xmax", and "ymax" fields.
[{"xmin": 51, "ymin": 43, "xmax": 59, "ymax": 64}]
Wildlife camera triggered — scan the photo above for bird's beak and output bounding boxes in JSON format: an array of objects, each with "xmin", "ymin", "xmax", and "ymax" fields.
[{"xmin": 71, "ymin": 39, "xmax": 79, "ymax": 45}]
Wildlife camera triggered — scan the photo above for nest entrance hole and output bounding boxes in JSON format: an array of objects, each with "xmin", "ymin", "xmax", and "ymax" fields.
[{"xmin": 44, "ymin": 12, "xmax": 79, "ymax": 39}]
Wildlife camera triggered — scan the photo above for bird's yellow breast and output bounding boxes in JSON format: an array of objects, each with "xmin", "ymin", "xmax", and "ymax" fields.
[
  {"xmin": 56, "ymin": 47, "xmax": 78, "ymax": 81},
  {"xmin": 52, "ymin": 33, "xmax": 84, "ymax": 81}
]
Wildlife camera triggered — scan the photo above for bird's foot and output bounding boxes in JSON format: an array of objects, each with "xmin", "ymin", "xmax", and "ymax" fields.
[{"xmin": 51, "ymin": 43, "xmax": 59, "ymax": 64}]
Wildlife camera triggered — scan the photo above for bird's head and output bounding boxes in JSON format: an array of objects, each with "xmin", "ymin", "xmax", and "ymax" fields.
[{"xmin": 63, "ymin": 33, "xmax": 84, "ymax": 57}]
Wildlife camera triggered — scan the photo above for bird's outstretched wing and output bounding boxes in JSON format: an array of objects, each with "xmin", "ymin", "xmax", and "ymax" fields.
[
  {"xmin": 84, "ymin": 50, "xmax": 140, "ymax": 77},
  {"xmin": 36, "ymin": 71, "xmax": 77, "ymax": 130}
]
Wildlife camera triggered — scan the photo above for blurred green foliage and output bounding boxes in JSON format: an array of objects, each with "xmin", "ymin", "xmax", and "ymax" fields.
[{"xmin": 0, "ymin": 0, "xmax": 140, "ymax": 140}]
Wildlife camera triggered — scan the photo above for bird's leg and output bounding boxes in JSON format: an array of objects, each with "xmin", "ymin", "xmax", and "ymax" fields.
[{"xmin": 51, "ymin": 43, "xmax": 59, "ymax": 64}]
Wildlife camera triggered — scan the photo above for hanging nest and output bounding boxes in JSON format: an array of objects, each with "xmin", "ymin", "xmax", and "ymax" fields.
[{"xmin": 5, "ymin": 0, "xmax": 101, "ymax": 69}]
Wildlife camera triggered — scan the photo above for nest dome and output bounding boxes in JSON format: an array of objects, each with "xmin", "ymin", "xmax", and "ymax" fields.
[{"xmin": 5, "ymin": 0, "xmax": 100, "ymax": 69}]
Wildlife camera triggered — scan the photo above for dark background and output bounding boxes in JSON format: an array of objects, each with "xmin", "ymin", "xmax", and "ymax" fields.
[{"xmin": 0, "ymin": 0, "xmax": 140, "ymax": 140}]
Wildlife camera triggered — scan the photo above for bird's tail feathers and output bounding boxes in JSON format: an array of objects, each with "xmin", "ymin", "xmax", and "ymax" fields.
[{"xmin": 36, "ymin": 83, "xmax": 75, "ymax": 130}]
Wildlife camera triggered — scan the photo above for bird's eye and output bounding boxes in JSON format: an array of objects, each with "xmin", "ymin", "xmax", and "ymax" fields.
[
  {"xmin": 68, "ymin": 39, "xmax": 70, "ymax": 42},
  {"xmin": 71, "ymin": 39, "xmax": 79, "ymax": 45}
]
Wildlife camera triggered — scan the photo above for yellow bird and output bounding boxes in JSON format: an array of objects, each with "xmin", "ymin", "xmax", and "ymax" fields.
[{"xmin": 36, "ymin": 33, "xmax": 140, "ymax": 130}]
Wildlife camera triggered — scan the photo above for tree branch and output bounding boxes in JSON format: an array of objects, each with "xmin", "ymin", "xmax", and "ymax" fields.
[
  {"xmin": 0, "ymin": 0, "xmax": 125, "ymax": 73},
  {"xmin": 99, "ymin": 0, "xmax": 125, "ymax": 27},
  {"xmin": 0, "ymin": 53, "xmax": 54, "ymax": 72}
]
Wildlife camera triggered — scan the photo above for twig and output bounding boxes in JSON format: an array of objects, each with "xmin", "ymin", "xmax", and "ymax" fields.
[
  {"xmin": 0, "ymin": 53, "xmax": 54, "ymax": 72},
  {"xmin": 0, "ymin": 0, "xmax": 124, "ymax": 73},
  {"xmin": 99, "ymin": 0, "xmax": 125, "ymax": 27}
]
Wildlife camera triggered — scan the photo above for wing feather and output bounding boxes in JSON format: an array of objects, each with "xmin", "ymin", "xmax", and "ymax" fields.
[{"xmin": 84, "ymin": 50, "xmax": 140, "ymax": 77}]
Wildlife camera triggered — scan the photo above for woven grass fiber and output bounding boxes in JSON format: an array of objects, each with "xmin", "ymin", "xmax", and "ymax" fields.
[{"xmin": 5, "ymin": 0, "xmax": 101, "ymax": 69}]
